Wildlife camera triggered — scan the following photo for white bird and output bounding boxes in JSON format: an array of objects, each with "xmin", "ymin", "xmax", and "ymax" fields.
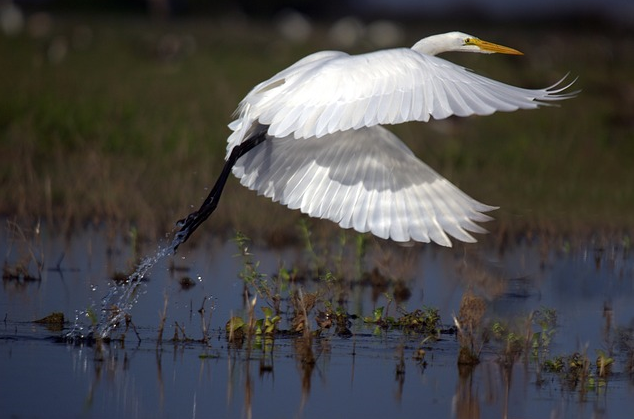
[{"xmin": 174, "ymin": 31, "xmax": 575, "ymax": 249}]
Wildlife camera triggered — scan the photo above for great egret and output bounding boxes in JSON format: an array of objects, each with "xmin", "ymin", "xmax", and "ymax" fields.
[{"xmin": 173, "ymin": 31, "xmax": 575, "ymax": 249}]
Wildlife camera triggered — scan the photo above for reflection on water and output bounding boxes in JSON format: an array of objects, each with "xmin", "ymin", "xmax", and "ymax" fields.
[{"xmin": 1, "ymin": 224, "xmax": 634, "ymax": 418}]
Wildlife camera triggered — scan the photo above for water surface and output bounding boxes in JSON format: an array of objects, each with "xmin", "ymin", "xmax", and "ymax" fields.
[{"xmin": 1, "ymin": 225, "xmax": 633, "ymax": 419}]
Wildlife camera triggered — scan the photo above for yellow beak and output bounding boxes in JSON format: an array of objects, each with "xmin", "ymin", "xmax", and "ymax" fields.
[{"xmin": 469, "ymin": 38, "xmax": 523, "ymax": 55}]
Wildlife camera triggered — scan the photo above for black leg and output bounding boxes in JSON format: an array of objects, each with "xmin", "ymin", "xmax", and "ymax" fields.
[{"xmin": 172, "ymin": 132, "xmax": 267, "ymax": 251}]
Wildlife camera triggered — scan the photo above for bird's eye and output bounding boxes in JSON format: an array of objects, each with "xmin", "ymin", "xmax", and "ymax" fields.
[{"xmin": 464, "ymin": 38, "xmax": 472, "ymax": 44}]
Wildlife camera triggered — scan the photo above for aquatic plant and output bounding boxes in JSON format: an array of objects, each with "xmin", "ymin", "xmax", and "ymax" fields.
[
  {"xmin": 395, "ymin": 306, "xmax": 441, "ymax": 335},
  {"xmin": 157, "ymin": 294, "xmax": 169, "ymax": 344},
  {"xmin": 540, "ymin": 347, "xmax": 617, "ymax": 396},
  {"xmin": 234, "ymin": 231, "xmax": 294, "ymax": 319},
  {"xmin": 364, "ymin": 300, "xmax": 441, "ymax": 337},
  {"xmin": 290, "ymin": 289, "xmax": 319, "ymax": 333},
  {"xmin": 225, "ymin": 316, "xmax": 247, "ymax": 344},
  {"xmin": 488, "ymin": 319, "xmax": 528, "ymax": 366},
  {"xmin": 234, "ymin": 231, "xmax": 268, "ymax": 288},
  {"xmin": 298, "ymin": 218, "xmax": 324, "ymax": 275},
  {"xmin": 531, "ymin": 307, "xmax": 558, "ymax": 367},
  {"xmin": 315, "ymin": 302, "xmax": 354, "ymax": 336},
  {"xmin": 595, "ymin": 349, "xmax": 614, "ymax": 378},
  {"xmin": 33, "ymin": 312, "xmax": 65, "ymax": 332},
  {"xmin": 197, "ymin": 295, "xmax": 215, "ymax": 344},
  {"xmin": 455, "ymin": 293, "xmax": 487, "ymax": 365},
  {"xmin": 256, "ymin": 307, "xmax": 281, "ymax": 335},
  {"xmin": 171, "ymin": 321, "xmax": 192, "ymax": 342},
  {"xmin": 227, "ymin": 305, "xmax": 280, "ymax": 352},
  {"xmin": 545, "ymin": 352, "xmax": 593, "ymax": 392},
  {"xmin": 2, "ymin": 219, "xmax": 44, "ymax": 282}
]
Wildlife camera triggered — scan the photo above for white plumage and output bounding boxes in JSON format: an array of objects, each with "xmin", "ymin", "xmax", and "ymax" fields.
[{"xmin": 225, "ymin": 31, "xmax": 575, "ymax": 246}]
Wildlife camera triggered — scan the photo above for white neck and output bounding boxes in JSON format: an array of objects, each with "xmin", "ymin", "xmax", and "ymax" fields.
[{"xmin": 411, "ymin": 34, "xmax": 453, "ymax": 56}]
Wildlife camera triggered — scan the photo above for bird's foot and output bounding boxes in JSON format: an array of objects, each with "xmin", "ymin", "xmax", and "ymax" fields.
[{"xmin": 176, "ymin": 211, "xmax": 198, "ymax": 229}]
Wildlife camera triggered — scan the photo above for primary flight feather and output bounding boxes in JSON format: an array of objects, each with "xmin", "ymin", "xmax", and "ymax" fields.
[{"xmin": 174, "ymin": 31, "xmax": 575, "ymax": 249}]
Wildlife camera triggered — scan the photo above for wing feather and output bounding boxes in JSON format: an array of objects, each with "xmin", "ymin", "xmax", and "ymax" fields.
[
  {"xmin": 233, "ymin": 126, "xmax": 496, "ymax": 246},
  {"xmin": 225, "ymin": 43, "xmax": 575, "ymax": 244},
  {"xmin": 229, "ymin": 47, "xmax": 575, "ymax": 153}
]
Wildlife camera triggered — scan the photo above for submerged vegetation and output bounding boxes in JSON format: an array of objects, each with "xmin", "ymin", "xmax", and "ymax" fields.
[
  {"xmin": 3, "ymin": 213, "xmax": 634, "ymax": 418},
  {"xmin": 55, "ymin": 229, "xmax": 630, "ymax": 401}
]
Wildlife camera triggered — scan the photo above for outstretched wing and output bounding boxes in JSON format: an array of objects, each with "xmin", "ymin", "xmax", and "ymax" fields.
[
  {"xmin": 237, "ymin": 48, "xmax": 575, "ymax": 141},
  {"xmin": 232, "ymin": 126, "xmax": 496, "ymax": 246}
]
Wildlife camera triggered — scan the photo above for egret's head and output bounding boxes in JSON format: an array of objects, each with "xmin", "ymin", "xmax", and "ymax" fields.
[
  {"xmin": 457, "ymin": 32, "xmax": 523, "ymax": 55},
  {"xmin": 413, "ymin": 31, "xmax": 523, "ymax": 56}
]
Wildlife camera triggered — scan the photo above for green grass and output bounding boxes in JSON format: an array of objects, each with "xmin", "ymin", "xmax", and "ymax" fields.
[{"xmin": 0, "ymin": 15, "xmax": 632, "ymax": 244}]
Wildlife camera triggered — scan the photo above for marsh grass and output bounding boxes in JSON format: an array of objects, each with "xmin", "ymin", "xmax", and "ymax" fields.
[
  {"xmin": 2, "ymin": 219, "xmax": 44, "ymax": 281},
  {"xmin": 1, "ymin": 16, "xmax": 632, "ymax": 245}
]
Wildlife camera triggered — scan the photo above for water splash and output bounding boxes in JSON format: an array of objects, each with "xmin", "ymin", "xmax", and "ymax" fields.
[
  {"xmin": 66, "ymin": 234, "xmax": 185, "ymax": 341},
  {"xmin": 98, "ymin": 234, "xmax": 191, "ymax": 339}
]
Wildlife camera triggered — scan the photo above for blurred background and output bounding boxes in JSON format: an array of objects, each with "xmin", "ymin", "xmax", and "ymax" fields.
[
  {"xmin": 4, "ymin": 0, "xmax": 634, "ymax": 21},
  {"xmin": 0, "ymin": 0, "xmax": 632, "ymax": 246}
]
